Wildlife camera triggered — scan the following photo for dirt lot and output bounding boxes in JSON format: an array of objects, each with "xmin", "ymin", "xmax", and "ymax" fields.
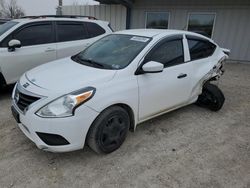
[{"xmin": 0, "ymin": 63, "xmax": 249, "ymax": 188}]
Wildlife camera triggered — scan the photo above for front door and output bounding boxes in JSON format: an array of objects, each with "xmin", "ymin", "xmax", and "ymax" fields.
[{"xmin": 138, "ymin": 36, "xmax": 193, "ymax": 121}]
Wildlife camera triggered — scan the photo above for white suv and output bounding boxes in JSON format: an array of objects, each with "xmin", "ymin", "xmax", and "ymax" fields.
[
  {"xmin": 0, "ymin": 15, "xmax": 112, "ymax": 89},
  {"xmin": 0, "ymin": 19, "xmax": 10, "ymax": 25},
  {"xmin": 12, "ymin": 29, "xmax": 229, "ymax": 154}
]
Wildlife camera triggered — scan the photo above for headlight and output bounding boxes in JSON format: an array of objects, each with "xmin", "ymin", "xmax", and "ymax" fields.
[{"xmin": 36, "ymin": 87, "xmax": 96, "ymax": 118}]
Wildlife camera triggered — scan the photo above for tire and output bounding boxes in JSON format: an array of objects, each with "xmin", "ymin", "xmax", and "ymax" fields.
[
  {"xmin": 196, "ymin": 83, "xmax": 225, "ymax": 111},
  {"xmin": 0, "ymin": 73, "xmax": 6, "ymax": 92},
  {"xmin": 87, "ymin": 106, "xmax": 130, "ymax": 154},
  {"xmin": 0, "ymin": 83, "xmax": 4, "ymax": 92}
]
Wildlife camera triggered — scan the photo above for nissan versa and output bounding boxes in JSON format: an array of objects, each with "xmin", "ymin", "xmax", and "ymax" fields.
[{"xmin": 11, "ymin": 29, "xmax": 229, "ymax": 154}]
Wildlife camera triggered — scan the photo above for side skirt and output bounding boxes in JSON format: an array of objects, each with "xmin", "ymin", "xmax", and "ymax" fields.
[{"xmin": 136, "ymin": 99, "xmax": 197, "ymax": 127}]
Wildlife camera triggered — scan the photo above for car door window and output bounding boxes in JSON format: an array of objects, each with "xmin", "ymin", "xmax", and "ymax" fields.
[
  {"xmin": 13, "ymin": 23, "xmax": 54, "ymax": 46},
  {"xmin": 85, "ymin": 22, "xmax": 105, "ymax": 38},
  {"xmin": 56, "ymin": 21, "xmax": 88, "ymax": 42},
  {"xmin": 146, "ymin": 39, "xmax": 184, "ymax": 68},
  {"xmin": 187, "ymin": 38, "xmax": 216, "ymax": 61}
]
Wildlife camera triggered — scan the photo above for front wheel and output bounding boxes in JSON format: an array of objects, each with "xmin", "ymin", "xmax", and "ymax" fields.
[
  {"xmin": 0, "ymin": 74, "xmax": 6, "ymax": 92},
  {"xmin": 87, "ymin": 106, "xmax": 130, "ymax": 154},
  {"xmin": 196, "ymin": 83, "xmax": 225, "ymax": 111}
]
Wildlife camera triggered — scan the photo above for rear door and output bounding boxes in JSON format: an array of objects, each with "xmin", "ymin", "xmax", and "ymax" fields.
[
  {"xmin": 138, "ymin": 35, "xmax": 194, "ymax": 121},
  {"xmin": 55, "ymin": 21, "xmax": 106, "ymax": 59},
  {"xmin": 186, "ymin": 35, "xmax": 218, "ymax": 96},
  {"xmin": 0, "ymin": 21, "xmax": 57, "ymax": 84}
]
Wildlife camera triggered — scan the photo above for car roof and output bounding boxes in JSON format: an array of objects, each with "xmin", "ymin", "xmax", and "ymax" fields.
[
  {"xmin": 11, "ymin": 17, "xmax": 107, "ymax": 24},
  {"xmin": 115, "ymin": 29, "xmax": 209, "ymax": 40}
]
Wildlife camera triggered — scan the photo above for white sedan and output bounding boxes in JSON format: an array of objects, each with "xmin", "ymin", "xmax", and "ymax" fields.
[{"xmin": 11, "ymin": 29, "xmax": 228, "ymax": 154}]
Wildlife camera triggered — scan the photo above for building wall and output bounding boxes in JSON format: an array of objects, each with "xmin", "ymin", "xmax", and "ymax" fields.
[
  {"xmin": 62, "ymin": 1, "xmax": 250, "ymax": 62},
  {"xmin": 62, "ymin": 5, "xmax": 127, "ymax": 31},
  {"xmin": 131, "ymin": 0, "xmax": 250, "ymax": 61}
]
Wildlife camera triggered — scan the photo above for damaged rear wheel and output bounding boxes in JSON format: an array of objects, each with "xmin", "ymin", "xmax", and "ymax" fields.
[{"xmin": 196, "ymin": 83, "xmax": 225, "ymax": 111}]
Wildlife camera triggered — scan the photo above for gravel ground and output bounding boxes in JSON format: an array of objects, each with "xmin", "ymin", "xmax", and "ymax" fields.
[{"xmin": 0, "ymin": 63, "xmax": 249, "ymax": 188}]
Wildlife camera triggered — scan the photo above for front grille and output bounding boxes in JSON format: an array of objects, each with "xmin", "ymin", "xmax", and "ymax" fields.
[{"xmin": 15, "ymin": 90, "xmax": 40, "ymax": 112}]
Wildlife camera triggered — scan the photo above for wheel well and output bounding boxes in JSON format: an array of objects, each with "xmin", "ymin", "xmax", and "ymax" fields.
[
  {"xmin": 104, "ymin": 104, "xmax": 136, "ymax": 132},
  {"xmin": 116, "ymin": 104, "xmax": 135, "ymax": 132},
  {"xmin": 85, "ymin": 103, "xmax": 136, "ymax": 147}
]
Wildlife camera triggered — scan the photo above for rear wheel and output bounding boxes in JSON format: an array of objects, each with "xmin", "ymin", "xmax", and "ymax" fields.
[
  {"xmin": 196, "ymin": 83, "xmax": 225, "ymax": 111},
  {"xmin": 87, "ymin": 106, "xmax": 130, "ymax": 154}
]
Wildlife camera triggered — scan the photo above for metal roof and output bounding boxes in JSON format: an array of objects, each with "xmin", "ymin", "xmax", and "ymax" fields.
[{"xmin": 96, "ymin": 0, "xmax": 134, "ymax": 7}]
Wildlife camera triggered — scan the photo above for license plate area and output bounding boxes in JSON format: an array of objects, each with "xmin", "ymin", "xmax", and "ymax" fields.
[{"xmin": 11, "ymin": 106, "xmax": 20, "ymax": 123}]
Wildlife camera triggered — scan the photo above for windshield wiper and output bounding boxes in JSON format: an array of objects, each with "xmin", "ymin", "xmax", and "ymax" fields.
[
  {"xmin": 72, "ymin": 55, "xmax": 114, "ymax": 69},
  {"xmin": 72, "ymin": 56, "xmax": 105, "ymax": 68},
  {"xmin": 81, "ymin": 58, "xmax": 105, "ymax": 68}
]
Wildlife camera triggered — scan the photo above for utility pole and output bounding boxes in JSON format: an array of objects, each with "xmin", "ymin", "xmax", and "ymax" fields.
[{"xmin": 56, "ymin": 0, "xmax": 63, "ymax": 15}]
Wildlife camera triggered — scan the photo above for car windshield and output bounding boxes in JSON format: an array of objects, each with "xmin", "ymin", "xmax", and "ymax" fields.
[
  {"xmin": 72, "ymin": 34, "xmax": 151, "ymax": 70},
  {"xmin": 0, "ymin": 21, "xmax": 18, "ymax": 37}
]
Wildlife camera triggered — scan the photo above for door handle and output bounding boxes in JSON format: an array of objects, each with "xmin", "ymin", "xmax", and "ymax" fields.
[
  {"xmin": 177, "ymin": 73, "xmax": 187, "ymax": 79},
  {"xmin": 45, "ymin": 48, "xmax": 56, "ymax": 52}
]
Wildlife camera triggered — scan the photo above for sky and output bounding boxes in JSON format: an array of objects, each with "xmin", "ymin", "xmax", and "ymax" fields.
[{"xmin": 16, "ymin": 0, "xmax": 99, "ymax": 16}]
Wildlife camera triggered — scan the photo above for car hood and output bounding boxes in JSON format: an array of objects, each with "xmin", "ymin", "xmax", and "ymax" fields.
[{"xmin": 25, "ymin": 57, "xmax": 116, "ymax": 93}]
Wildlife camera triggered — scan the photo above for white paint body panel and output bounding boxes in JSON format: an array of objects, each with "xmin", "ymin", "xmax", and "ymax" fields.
[
  {"xmin": 0, "ymin": 43, "xmax": 57, "ymax": 84},
  {"xmin": 138, "ymin": 62, "xmax": 193, "ymax": 120},
  {"xmin": 56, "ymin": 36, "xmax": 102, "ymax": 59},
  {"xmin": 12, "ymin": 29, "xmax": 227, "ymax": 152}
]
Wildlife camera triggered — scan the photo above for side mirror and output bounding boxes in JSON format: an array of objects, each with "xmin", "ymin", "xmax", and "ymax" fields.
[
  {"xmin": 141, "ymin": 61, "xmax": 164, "ymax": 74},
  {"xmin": 8, "ymin": 39, "xmax": 21, "ymax": 52}
]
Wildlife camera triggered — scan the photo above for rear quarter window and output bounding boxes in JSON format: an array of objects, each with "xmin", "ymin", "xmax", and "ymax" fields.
[
  {"xmin": 85, "ymin": 22, "xmax": 106, "ymax": 38},
  {"xmin": 187, "ymin": 36, "xmax": 217, "ymax": 61}
]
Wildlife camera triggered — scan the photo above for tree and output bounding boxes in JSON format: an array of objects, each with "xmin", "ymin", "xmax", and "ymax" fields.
[
  {"xmin": 0, "ymin": 0, "xmax": 3, "ymax": 17},
  {"xmin": 0, "ymin": 0, "xmax": 25, "ymax": 18}
]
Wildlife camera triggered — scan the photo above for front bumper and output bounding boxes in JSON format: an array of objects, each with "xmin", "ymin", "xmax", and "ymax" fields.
[{"xmin": 11, "ymin": 103, "xmax": 99, "ymax": 153}]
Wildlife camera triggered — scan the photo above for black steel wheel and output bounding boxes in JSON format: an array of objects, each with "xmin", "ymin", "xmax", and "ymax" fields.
[
  {"xmin": 87, "ymin": 106, "xmax": 130, "ymax": 154},
  {"xmin": 196, "ymin": 83, "xmax": 225, "ymax": 111}
]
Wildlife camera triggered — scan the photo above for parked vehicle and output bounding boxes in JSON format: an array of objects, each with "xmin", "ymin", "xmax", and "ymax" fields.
[
  {"xmin": 12, "ymin": 29, "xmax": 229, "ymax": 154},
  {"xmin": 0, "ymin": 19, "xmax": 10, "ymax": 25},
  {"xmin": 0, "ymin": 15, "xmax": 113, "ymax": 89}
]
